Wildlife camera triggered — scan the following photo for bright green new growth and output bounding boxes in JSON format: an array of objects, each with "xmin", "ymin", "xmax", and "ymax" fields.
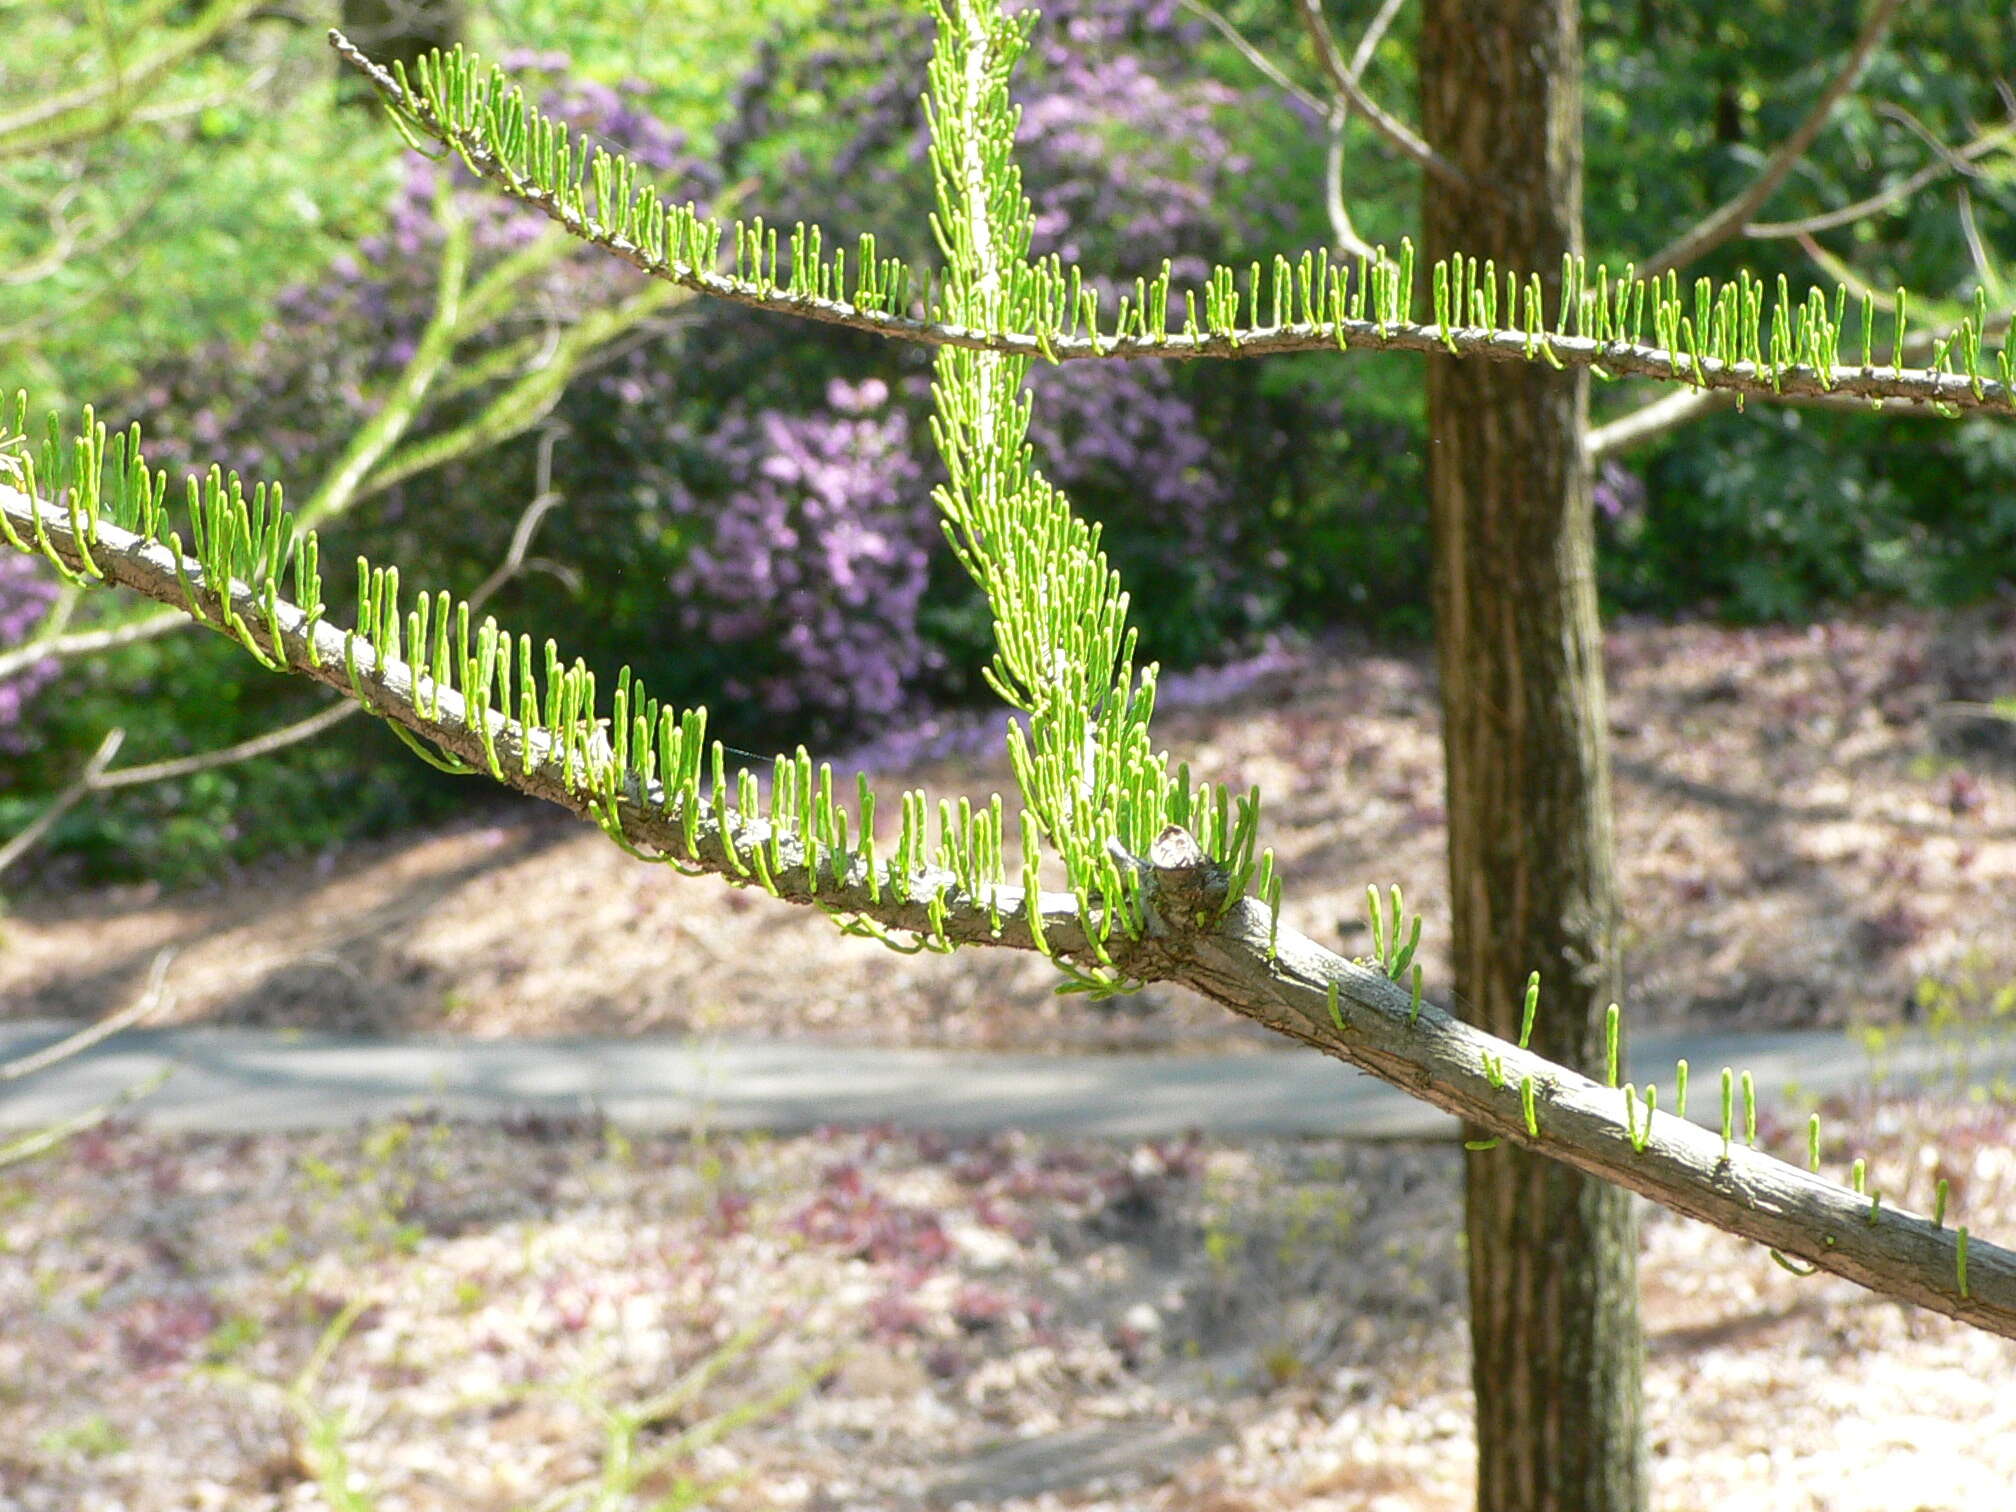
[
  {"xmin": 330, "ymin": 31, "xmax": 2015, "ymax": 417},
  {"xmin": 8, "ymin": 0, "xmax": 2016, "ymax": 1334},
  {"xmin": 917, "ymin": 0, "xmax": 1261, "ymax": 981}
]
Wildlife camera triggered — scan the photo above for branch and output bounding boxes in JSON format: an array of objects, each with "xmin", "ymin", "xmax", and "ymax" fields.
[
  {"xmin": 1296, "ymin": 0, "xmax": 1469, "ymax": 191},
  {"xmin": 1637, "ymin": 0, "xmax": 1906, "ymax": 279},
  {"xmin": 327, "ymin": 33, "xmax": 2016, "ymax": 417},
  {"xmin": 8, "ymin": 478, "xmax": 2016, "ymax": 1339},
  {"xmin": 0, "ymin": 595, "xmax": 183, "ymax": 683},
  {"xmin": 0, "ymin": 950, "xmax": 176, "ymax": 1081},
  {"xmin": 1318, "ymin": 0, "xmax": 1410, "ymax": 262},
  {"xmin": 1588, "ymin": 302, "xmax": 2016, "ymax": 460},
  {"xmin": 1347, "ymin": 0, "xmax": 1410, "ymax": 81},
  {"xmin": 1172, "ymin": 0, "xmax": 1326, "ymax": 118},
  {"xmin": 0, "ymin": 948, "xmax": 179, "ymax": 1170},
  {"xmin": 1746, "ymin": 114, "xmax": 2016, "ymax": 240},
  {"xmin": 0, "ymin": 0, "xmax": 263, "ymax": 159},
  {"xmin": 0, "ymin": 726, "xmax": 124, "ymax": 881},
  {"xmin": 0, "ymin": 454, "xmax": 571, "ymax": 879}
]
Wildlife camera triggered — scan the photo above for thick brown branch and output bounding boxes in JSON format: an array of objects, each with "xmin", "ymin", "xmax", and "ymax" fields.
[{"xmin": 8, "ymin": 483, "xmax": 2016, "ymax": 1339}]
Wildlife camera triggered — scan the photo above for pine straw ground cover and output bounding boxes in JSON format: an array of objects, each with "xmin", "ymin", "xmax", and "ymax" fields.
[
  {"xmin": 3, "ymin": 612, "xmax": 2013, "ymax": 1051},
  {"xmin": 5, "ymin": 1087, "xmax": 2016, "ymax": 1511}
]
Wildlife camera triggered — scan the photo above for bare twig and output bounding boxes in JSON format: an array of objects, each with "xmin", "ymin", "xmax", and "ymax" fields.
[
  {"xmin": 0, "ymin": 1064, "xmax": 176, "ymax": 1168},
  {"xmin": 1, "ymin": 949, "xmax": 177, "ymax": 1082},
  {"xmin": 0, "ymin": 949, "xmax": 180, "ymax": 1170},
  {"xmin": 1347, "ymin": 0, "xmax": 1409, "ymax": 79},
  {"xmin": 1173, "ymin": 0, "xmax": 1327, "ymax": 117},
  {"xmin": 1745, "ymin": 115, "xmax": 2016, "ymax": 238},
  {"xmin": 0, "ymin": 601, "xmax": 183, "ymax": 683},
  {"xmin": 1322, "ymin": 114, "xmax": 1381, "ymax": 263},
  {"xmin": 1296, "ymin": 0, "xmax": 1470, "ymax": 191},
  {"xmin": 1320, "ymin": 0, "xmax": 1411, "ymax": 260},
  {"xmin": 89, "ymin": 699, "xmax": 362, "ymax": 791},
  {"xmin": 0, "ymin": 726, "xmax": 123, "ymax": 880},
  {"xmin": 1638, "ymin": 0, "xmax": 1906, "ymax": 279},
  {"xmin": 1956, "ymin": 187, "xmax": 2008, "ymax": 307}
]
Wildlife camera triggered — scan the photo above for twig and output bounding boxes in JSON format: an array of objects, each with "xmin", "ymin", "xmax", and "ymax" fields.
[
  {"xmin": 0, "ymin": 475, "xmax": 568, "ymax": 876},
  {"xmin": 1, "ymin": 949, "xmax": 177, "ymax": 1081},
  {"xmin": 1296, "ymin": 0, "xmax": 1469, "ymax": 191},
  {"xmin": 1745, "ymin": 115, "xmax": 2016, "ymax": 238},
  {"xmin": 0, "ymin": 726, "xmax": 123, "ymax": 880},
  {"xmin": 1173, "ymin": 0, "xmax": 1326, "ymax": 117},
  {"xmin": 0, "ymin": 1064, "xmax": 176, "ymax": 1168},
  {"xmin": 1638, "ymin": 0, "xmax": 1905, "ymax": 278}
]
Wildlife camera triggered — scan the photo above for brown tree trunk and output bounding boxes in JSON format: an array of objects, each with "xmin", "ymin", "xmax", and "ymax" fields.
[
  {"xmin": 1417, "ymin": 3, "xmax": 1648, "ymax": 1510},
  {"xmin": 339, "ymin": 0, "xmax": 464, "ymax": 104}
]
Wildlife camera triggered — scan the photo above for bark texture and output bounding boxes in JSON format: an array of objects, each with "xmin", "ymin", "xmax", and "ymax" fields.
[{"xmin": 1418, "ymin": 3, "xmax": 1649, "ymax": 1510}]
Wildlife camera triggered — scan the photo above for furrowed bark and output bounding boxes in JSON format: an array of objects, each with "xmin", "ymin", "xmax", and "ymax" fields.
[{"xmin": 1422, "ymin": 1, "xmax": 1645, "ymax": 1506}]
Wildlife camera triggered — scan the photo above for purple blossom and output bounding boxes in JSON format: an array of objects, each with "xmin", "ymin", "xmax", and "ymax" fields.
[
  {"xmin": 661, "ymin": 378, "xmax": 932, "ymax": 725},
  {"xmin": 0, "ymin": 552, "xmax": 59, "ymax": 753}
]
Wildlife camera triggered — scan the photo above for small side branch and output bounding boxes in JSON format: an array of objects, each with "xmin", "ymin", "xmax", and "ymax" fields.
[
  {"xmin": 1638, "ymin": 0, "xmax": 1906, "ymax": 279},
  {"xmin": 1296, "ymin": 0, "xmax": 1469, "ymax": 191}
]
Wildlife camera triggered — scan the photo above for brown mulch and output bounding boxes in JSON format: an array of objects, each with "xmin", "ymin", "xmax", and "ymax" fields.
[
  {"xmin": 3, "ymin": 612, "xmax": 2011, "ymax": 1051},
  {"xmin": 4, "ymin": 1089, "xmax": 2014, "ymax": 1510}
]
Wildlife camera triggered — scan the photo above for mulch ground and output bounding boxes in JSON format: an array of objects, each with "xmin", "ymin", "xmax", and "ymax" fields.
[{"xmin": 5, "ymin": 1088, "xmax": 2014, "ymax": 1510}]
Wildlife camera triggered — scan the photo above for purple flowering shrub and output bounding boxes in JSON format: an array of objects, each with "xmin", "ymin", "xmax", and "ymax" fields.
[
  {"xmin": 0, "ymin": 552, "xmax": 59, "ymax": 758},
  {"xmin": 659, "ymin": 377, "xmax": 932, "ymax": 723}
]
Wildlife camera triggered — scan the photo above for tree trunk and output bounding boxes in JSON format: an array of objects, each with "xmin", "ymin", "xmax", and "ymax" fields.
[
  {"xmin": 1417, "ymin": 3, "xmax": 1648, "ymax": 1510},
  {"xmin": 338, "ymin": 0, "xmax": 464, "ymax": 104}
]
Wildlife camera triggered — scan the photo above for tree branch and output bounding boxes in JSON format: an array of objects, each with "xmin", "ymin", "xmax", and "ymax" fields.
[
  {"xmin": 1637, "ymin": 0, "xmax": 1906, "ymax": 279},
  {"xmin": 0, "ymin": 950, "xmax": 176, "ymax": 1082},
  {"xmin": 1588, "ymin": 303, "xmax": 2016, "ymax": 460},
  {"xmin": 1745, "ymin": 116, "xmax": 2014, "ymax": 237},
  {"xmin": 0, "ymin": 726, "xmax": 124, "ymax": 881},
  {"xmin": 8, "ymin": 479, "xmax": 2015, "ymax": 1339},
  {"xmin": 327, "ymin": 29, "xmax": 2012, "ymax": 416},
  {"xmin": 1173, "ymin": 0, "xmax": 1326, "ymax": 118},
  {"xmin": 1297, "ymin": 0, "xmax": 1469, "ymax": 190},
  {"xmin": 0, "ymin": 455, "xmax": 572, "ymax": 879}
]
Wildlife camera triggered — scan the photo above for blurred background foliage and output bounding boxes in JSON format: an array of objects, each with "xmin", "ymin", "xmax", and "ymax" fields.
[{"xmin": 1, "ymin": 0, "xmax": 2012, "ymax": 882}]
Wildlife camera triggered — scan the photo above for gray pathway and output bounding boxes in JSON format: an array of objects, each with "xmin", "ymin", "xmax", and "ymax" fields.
[{"xmin": 1, "ymin": 1019, "xmax": 1999, "ymax": 1138}]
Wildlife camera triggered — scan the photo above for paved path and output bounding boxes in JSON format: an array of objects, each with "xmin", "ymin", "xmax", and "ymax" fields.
[{"xmin": 0, "ymin": 1020, "xmax": 1998, "ymax": 1139}]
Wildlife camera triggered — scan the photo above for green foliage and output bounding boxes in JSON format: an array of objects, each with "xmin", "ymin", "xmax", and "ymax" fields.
[
  {"xmin": 0, "ymin": 1, "xmax": 398, "ymax": 414},
  {"xmin": 1610, "ymin": 408, "xmax": 2016, "ymax": 618},
  {"xmin": 342, "ymin": 38, "xmax": 2013, "ymax": 414}
]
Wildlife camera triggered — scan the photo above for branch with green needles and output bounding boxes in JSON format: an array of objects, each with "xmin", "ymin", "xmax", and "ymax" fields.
[
  {"xmin": 4, "ymin": 429, "xmax": 2014, "ymax": 1337},
  {"xmin": 326, "ymin": 31, "xmax": 2016, "ymax": 418}
]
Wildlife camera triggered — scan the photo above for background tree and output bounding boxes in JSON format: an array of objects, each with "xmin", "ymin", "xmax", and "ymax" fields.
[
  {"xmin": 1417, "ymin": 4, "xmax": 1645, "ymax": 1508},
  {"xmin": 1181, "ymin": 1, "xmax": 2009, "ymax": 1504}
]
